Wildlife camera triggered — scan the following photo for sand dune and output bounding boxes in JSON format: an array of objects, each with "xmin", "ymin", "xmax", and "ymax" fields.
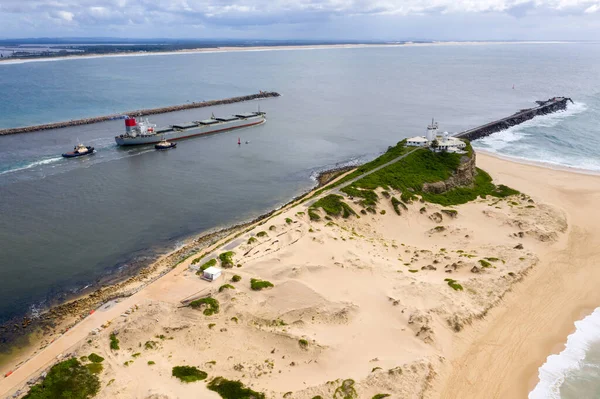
[{"xmin": 3, "ymin": 152, "xmax": 597, "ymax": 399}]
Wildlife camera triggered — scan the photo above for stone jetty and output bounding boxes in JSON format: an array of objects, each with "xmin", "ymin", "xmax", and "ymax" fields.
[
  {"xmin": 0, "ymin": 91, "xmax": 280, "ymax": 136},
  {"xmin": 454, "ymin": 97, "xmax": 573, "ymax": 141}
]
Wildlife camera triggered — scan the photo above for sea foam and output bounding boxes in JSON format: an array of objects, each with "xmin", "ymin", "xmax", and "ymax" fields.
[{"xmin": 529, "ymin": 308, "xmax": 600, "ymax": 399}]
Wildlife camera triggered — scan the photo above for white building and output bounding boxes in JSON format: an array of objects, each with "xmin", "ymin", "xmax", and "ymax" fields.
[
  {"xmin": 406, "ymin": 119, "xmax": 466, "ymax": 153},
  {"xmin": 202, "ymin": 266, "xmax": 222, "ymax": 282}
]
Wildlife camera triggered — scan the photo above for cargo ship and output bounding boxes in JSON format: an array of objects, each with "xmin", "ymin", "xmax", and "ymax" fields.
[{"xmin": 114, "ymin": 111, "xmax": 266, "ymax": 146}]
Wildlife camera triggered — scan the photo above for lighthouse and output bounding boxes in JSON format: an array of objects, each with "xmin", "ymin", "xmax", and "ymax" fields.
[{"xmin": 426, "ymin": 118, "xmax": 438, "ymax": 142}]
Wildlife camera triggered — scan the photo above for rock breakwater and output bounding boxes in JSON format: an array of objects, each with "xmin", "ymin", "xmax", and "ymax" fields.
[
  {"xmin": 0, "ymin": 91, "xmax": 280, "ymax": 136},
  {"xmin": 454, "ymin": 97, "xmax": 573, "ymax": 141}
]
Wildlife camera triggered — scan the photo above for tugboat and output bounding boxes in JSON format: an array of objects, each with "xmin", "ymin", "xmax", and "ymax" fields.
[
  {"xmin": 62, "ymin": 143, "xmax": 94, "ymax": 158},
  {"xmin": 155, "ymin": 137, "xmax": 176, "ymax": 150}
]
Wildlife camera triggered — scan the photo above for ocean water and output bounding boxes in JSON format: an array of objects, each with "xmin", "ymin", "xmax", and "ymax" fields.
[{"xmin": 1, "ymin": 43, "xmax": 600, "ymax": 395}]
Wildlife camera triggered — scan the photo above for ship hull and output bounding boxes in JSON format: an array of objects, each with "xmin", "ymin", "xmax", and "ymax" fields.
[{"xmin": 115, "ymin": 116, "xmax": 265, "ymax": 146}]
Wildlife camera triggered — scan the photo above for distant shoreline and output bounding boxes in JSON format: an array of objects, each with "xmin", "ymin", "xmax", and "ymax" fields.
[{"xmin": 0, "ymin": 41, "xmax": 573, "ymax": 66}]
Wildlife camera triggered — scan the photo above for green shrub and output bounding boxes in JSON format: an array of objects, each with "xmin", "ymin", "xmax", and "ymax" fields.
[
  {"xmin": 380, "ymin": 209, "xmax": 386, "ymax": 215},
  {"xmin": 88, "ymin": 353, "xmax": 104, "ymax": 363},
  {"xmin": 299, "ymin": 339, "xmax": 309, "ymax": 349},
  {"xmin": 250, "ymin": 278, "xmax": 274, "ymax": 291},
  {"xmin": 408, "ymin": 269, "xmax": 419, "ymax": 273},
  {"xmin": 231, "ymin": 317, "xmax": 239, "ymax": 323},
  {"xmin": 144, "ymin": 341, "xmax": 158, "ymax": 350},
  {"xmin": 247, "ymin": 237, "xmax": 257, "ymax": 245},
  {"xmin": 231, "ymin": 275, "xmax": 242, "ymax": 282},
  {"xmin": 441, "ymin": 209, "xmax": 458, "ymax": 218},
  {"xmin": 219, "ymin": 251, "xmax": 235, "ymax": 267},
  {"xmin": 372, "ymin": 395, "xmax": 391, "ymax": 399},
  {"xmin": 208, "ymin": 323, "xmax": 216, "ymax": 329},
  {"xmin": 148, "ymin": 361, "xmax": 156, "ymax": 365},
  {"xmin": 190, "ymin": 297, "xmax": 220, "ymax": 316},
  {"xmin": 334, "ymin": 379, "xmax": 357, "ymax": 399},
  {"xmin": 109, "ymin": 333, "xmax": 119, "ymax": 350},
  {"xmin": 391, "ymin": 197, "xmax": 402, "ymax": 215},
  {"xmin": 445, "ymin": 278, "xmax": 464, "ymax": 291},
  {"xmin": 256, "ymin": 231, "xmax": 268, "ymax": 237},
  {"xmin": 381, "ymin": 191, "xmax": 390, "ymax": 198},
  {"xmin": 219, "ymin": 284, "xmax": 235, "ymax": 293},
  {"xmin": 312, "ymin": 195, "xmax": 356, "ymax": 218},
  {"xmin": 132, "ymin": 353, "xmax": 141, "ymax": 358},
  {"xmin": 207, "ymin": 376, "xmax": 265, "ymax": 399},
  {"xmin": 172, "ymin": 366, "xmax": 208, "ymax": 383},
  {"xmin": 269, "ymin": 225, "xmax": 277, "ymax": 231},
  {"xmin": 23, "ymin": 358, "xmax": 100, "ymax": 399},
  {"xmin": 485, "ymin": 257, "xmax": 500, "ymax": 262},
  {"xmin": 479, "ymin": 259, "xmax": 492, "ymax": 268},
  {"xmin": 285, "ymin": 218, "xmax": 293, "ymax": 224}
]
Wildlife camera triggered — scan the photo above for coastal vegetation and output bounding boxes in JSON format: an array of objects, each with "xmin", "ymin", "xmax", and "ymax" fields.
[
  {"xmin": 196, "ymin": 258, "xmax": 217, "ymax": 274},
  {"xmin": 311, "ymin": 195, "xmax": 357, "ymax": 218},
  {"xmin": 445, "ymin": 278, "xmax": 464, "ymax": 291},
  {"xmin": 109, "ymin": 333, "xmax": 120, "ymax": 350},
  {"xmin": 190, "ymin": 297, "xmax": 220, "ymax": 316},
  {"xmin": 250, "ymin": 278, "xmax": 274, "ymax": 291},
  {"xmin": 337, "ymin": 142, "xmax": 519, "ymax": 207},
  {"xmin": 256, "ymin": 231, "xmax": 268, "ymax": 237},
  {"xmin": 247, "ymin": 237, "xmax": 257, "ymax": 245},
  {"xmin": 219, "ymin": 284, "xmax": 235, "ymax": 292},
  {"xmin": 219, "ymin": 251, "xmax": 235, "ymax": 268},
  {"xmin": 172, "ymin": 366, "xmax": 208, "ymax": 383},
  {"xmin": 299, "ymin": 339, "xmax": 309, "ymax": 349},
  {"xmin": 231, "ymin": 275, "xmax": 242, "ymax": 282},
  {"xmin": 334, "ymin": 379, "xmax": 357, "ymax": 399},
  {"xmin": 207, "ymin": 376, "xmax": 266, "ymax": 399},
  {"xmin": 23, "ymin": 358, "xmax": 100, "ymax": 399},
  {"xmin": 87, "ymin": 353, "xmax": 104, "ymax": 363}
]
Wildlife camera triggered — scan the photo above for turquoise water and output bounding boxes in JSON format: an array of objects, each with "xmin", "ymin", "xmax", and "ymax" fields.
[{"xmin": 1, "ymin": 45, "xmax": 600, "ymax": 396}]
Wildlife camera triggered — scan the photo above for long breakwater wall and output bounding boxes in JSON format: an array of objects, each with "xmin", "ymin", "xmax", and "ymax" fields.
[
  {"xmin": 454, "ymin": 97, "xmax": 573, "ymax": 141},
  {"xmin": 0, "ymin": 91, "xmax": 281, "ymax": 136}
]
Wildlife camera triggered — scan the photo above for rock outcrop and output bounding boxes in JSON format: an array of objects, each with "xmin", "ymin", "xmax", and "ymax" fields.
[{"xmin": 422, "ymin": 152, "xmax": 477, "ymax": 194}]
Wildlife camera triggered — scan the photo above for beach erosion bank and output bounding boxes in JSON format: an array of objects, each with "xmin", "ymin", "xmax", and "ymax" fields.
[{"xmin": 2, "ymin": 149, "xmax": 599, "ymax": 399}]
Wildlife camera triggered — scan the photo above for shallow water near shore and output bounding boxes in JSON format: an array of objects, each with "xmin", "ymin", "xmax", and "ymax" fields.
[{"xmin": 1, "ymin": 44, "xmax": 600, "ymax": 390}]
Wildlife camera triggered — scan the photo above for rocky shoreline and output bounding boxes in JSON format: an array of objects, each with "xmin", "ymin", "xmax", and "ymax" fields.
[{"xmin": 0, "ymin": 91, "xmax": 280, "ymax": 136}]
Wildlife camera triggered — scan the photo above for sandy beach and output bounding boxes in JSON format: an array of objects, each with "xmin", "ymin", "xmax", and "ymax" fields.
[
  {"xmin": 0, "ymin": 41, "xmax": 572, "ymax": 66},
  {"xmin": 1, "ymin": 151, "xmax": 599, "ymax": 398}
]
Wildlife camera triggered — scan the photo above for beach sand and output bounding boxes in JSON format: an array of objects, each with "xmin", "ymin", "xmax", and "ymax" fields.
[{"xmin": 1, "ymin": 152, "xmax": 598, "ymax": 398}]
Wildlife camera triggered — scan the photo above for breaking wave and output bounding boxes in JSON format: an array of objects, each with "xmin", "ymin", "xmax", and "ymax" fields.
[{"xmin": 529, "ymin": 308, "xmax": 600, "ymax": 399}]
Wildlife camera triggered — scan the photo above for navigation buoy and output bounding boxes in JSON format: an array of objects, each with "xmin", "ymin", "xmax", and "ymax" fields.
[{"xmin": 237, "ymin": 138, "xmax": 241, "ymax": 145}]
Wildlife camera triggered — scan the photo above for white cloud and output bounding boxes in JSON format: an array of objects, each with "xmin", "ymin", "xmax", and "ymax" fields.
[{"xmin": 0, "ymin": 0, "xmax": 599, "ymax": 38}]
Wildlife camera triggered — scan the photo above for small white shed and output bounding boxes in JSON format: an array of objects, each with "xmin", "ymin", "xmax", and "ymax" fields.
[{"xmin": 203, "ymin": 266, "xmax": 222, "ymax": 282}]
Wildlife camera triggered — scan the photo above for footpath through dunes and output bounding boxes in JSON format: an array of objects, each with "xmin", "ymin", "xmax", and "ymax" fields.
[
  {"xmin": 0, "ymin": 91, "xmax": 280, "ymax": 135},
  {"xmin": 3, "ymin": 140, "xmax": 573, "ymax": 399}
]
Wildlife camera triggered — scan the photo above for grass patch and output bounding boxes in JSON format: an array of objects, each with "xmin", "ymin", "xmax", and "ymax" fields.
[
  {"xmin": 172, "ymin": 366, "xmax": 208, "ymax": 383},
  {"xmin": 485, "ymin": 257, "xmax": 500, "ymax": 262},
  {"xmin": 109, "ymin": 333, "xmax": 119, "ymax": 350},
  {"xmin": 247, "ymin": 237, "xmax": 257, "ymax": 245},
  {"xmin": 285, "ymin": 218, "xmax": 293, "ymax": 224},
  {"xmin": 231, "ymin": 274, "xmax": 242, "ymax": 282},
  {"xmin": 219, "ymin": 251, "xmax": 235, "ymax": 268},
  {"xmin": 372, "ymin": 395, "xmax": 391, "ymax": 399},
  {"xmin": 231, "ymin": 317, "xmax": 238, "ymax": 323},
  {"xmin": 256, "ymin": 231, "xmax": 268, "ymax": 238},
  {"xmin": 380, "ymin": 209, "xmax": 386, "ymax": 215},
  {"xmin": 342, "ymin": 145, "xmax": 519, "ymax": 206},
  {"xmin": 250, "ymin": 278, "xmax": 274, "ymax": 291},
  {"xmin": 408, "ymin": 269, "xmax": 419, "ymax": 273},
  {"xmin": 340, "ymin": 186, "xmax": 378, "ymax": 207},
  {"xmin": 195, "ymin": 258, "xmax": 217, "ymax": 274},
  {"xmin": 148, "ymin": 361, "xmax": 156, "ymax": 365},
  {"xmin": 445, "ymin": 278, "xmax": 464, "ymax": 291},
  {"xmin": 219, "ymin": 284, "xmax": 235, "ymax": 293},
  {"xmin": 190, "ymin": 297, "xmax": 220, "ymax": 316},
  {"xmin": 132, "ymin": 353, "xmax": 141, "ymax": 358},
  {"xmin": 23, "ymin": 358, "xmax": 100, "ymax": 399},
  {"xmin": 441, "ymin": 209, "xmax": 458, "ymax": 218},
  {"xmin": 478, "ymin": 259, "xmax": 492, "ymax": 268},
  {"xmin": 88, "ymin": 353, "xmax": 104, "ymax": 363},
  {"xmin": 299, "ymin": 339, "xmax": 309, "ymax": 349},
  {"xmin": 390, "ymin": 197, "xmax": 403, "ymax": 215},
  {"xmin": 312, "ymin": 194, "xmax": 356, "ymax": 218},
  {"xmin": 207, "ymin": 377, "xmax": 266, "ymax": 399}
]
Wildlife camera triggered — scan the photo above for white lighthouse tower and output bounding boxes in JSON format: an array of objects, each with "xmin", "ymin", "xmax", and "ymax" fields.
[{"xmin": 426, "ymin": 118, "xmax": 438, "ymax": 142}]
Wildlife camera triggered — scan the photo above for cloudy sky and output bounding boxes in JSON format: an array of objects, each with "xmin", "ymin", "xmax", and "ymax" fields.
[{"xmin": 1, "ymin": 0, "xmax": 599, "ymax": 40}]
